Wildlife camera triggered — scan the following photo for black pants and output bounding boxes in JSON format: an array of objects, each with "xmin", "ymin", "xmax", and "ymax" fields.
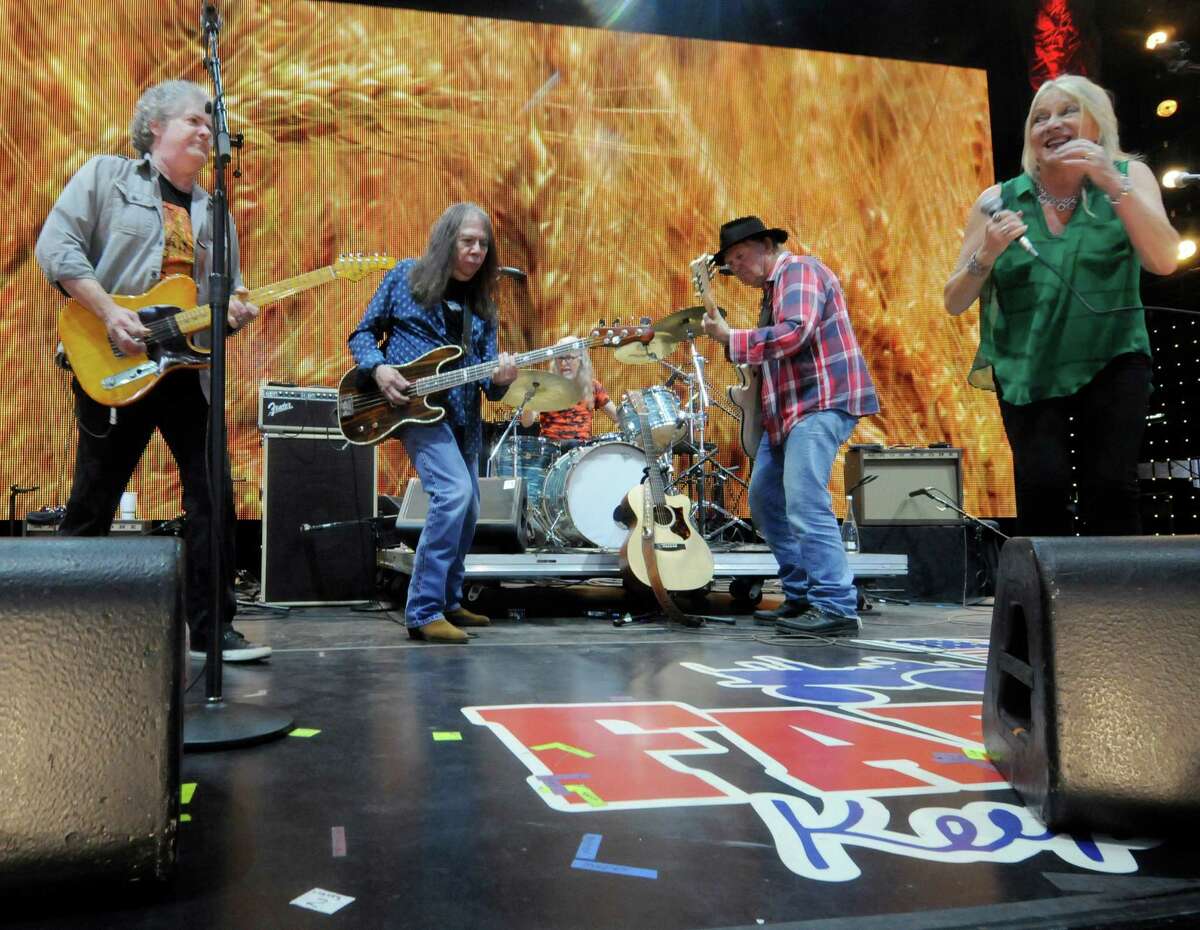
[
  {"xmin": 58, "ymin": 371, "xmax": 237, "ymax": 643},
  {"xmin": 997, "ymin": 352, "xmax": 1152, "ymax": 537}
]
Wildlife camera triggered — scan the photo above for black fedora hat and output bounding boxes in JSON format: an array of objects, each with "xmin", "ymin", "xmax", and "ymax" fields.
[{"xmin": 713, "ymin": 215, "xmax": 788, "ymax": 264}]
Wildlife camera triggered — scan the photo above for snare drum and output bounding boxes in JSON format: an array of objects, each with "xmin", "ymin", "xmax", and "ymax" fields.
[
  {"xmin": 540, "ymin": 440, "xmax": 646, "ymax": 548},
  {"xmin": 490, "ymin": 435, "xmax": 558, "ymax": 510},
  {"xmin": 617, "ymin": 386, "xmax": 686, "ymax": 449}
]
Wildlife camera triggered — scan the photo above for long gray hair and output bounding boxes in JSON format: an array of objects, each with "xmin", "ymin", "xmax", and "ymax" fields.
[
  {"xmin": 409, "ymin": 203, "xmax": 499, "ymax": 321},
  {"xmin": 130, "ymin": 80, "xmax": 209, "ymax": 155},
  {"xmin": 549, "ymin": 336, "xmax": 596, "ymax": 409}
]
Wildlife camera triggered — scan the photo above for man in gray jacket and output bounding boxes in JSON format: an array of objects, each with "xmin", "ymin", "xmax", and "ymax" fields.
[{"xmin": 35, "ymin": 79, "xmax": 269, "ymax": 662}]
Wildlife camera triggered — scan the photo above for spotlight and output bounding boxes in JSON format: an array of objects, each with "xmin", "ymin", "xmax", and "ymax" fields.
[
  {"xmin": 1163, "ymin": 169, "xmax": 1200, "ymax": 189},
  {"xmin": 1157, "ymin": 99, "xmax": 1179, "ymax": 117},
  {"xmin": 1146, "ymin": 30, "xmax": 1170, "ymax": 51},
  {"xmin": 1180, "ymin": 239, "xmax": 1198, "ymax": 262}
]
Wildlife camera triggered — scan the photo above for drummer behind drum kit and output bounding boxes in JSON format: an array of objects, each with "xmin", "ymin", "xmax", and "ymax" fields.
[{"xmin": 487, "ymin": 306, "xmax": 757, "ymax": 551}]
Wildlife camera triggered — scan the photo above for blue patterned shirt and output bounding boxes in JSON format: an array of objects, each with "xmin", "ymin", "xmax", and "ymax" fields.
[{"xmin": 348, "ymin": 258, "xmax": 501, "ymax": 458}]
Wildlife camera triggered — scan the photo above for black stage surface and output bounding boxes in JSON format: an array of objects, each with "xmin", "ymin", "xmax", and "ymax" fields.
[{"xmin": 11, "ymin": 586, "xmax": 1200, "ymax": 929}]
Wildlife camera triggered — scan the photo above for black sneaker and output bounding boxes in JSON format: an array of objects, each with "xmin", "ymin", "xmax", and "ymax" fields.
[
  {"xmin": 752, "ymin": 600, "xmax": 810, "ymax": 623},
  {"xmin": 777, "ymin": 608, "xmax": 860, "ymax": 637},
  {"xmin": 189, "ymin": 628, "xmax": 272, "ymax": 662}
]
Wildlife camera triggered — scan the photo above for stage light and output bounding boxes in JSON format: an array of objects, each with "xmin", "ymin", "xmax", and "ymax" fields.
[
  {"xmin": 1179, "ymin": 239, "xmax": 1198, "ymax": 262},
  {"xmin": 1162, "ymin": 168, "xmax": 1200, "ymax": 189},
  {"xmin": 1146, "ymin": 30, "xmax": 1169, "ymax": 51},
  {"xmin": 1157, "ymin": 99, "xmax": 1179, "ymax": 117}
]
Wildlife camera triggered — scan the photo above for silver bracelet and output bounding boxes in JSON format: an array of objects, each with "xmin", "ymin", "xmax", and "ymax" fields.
[
  {"xmin": 1107, "ymin": 175, "xmax": 1133, "ymax": 206},
  {"xmin": 966, "ymin": 250, "xmax": 992, "ymax": 278}
]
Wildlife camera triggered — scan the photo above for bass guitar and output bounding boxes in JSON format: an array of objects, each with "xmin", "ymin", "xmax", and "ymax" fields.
[
  {"xmin": 337, "ymin": 321, "xmax": 656, "ymax": 446},
  {"xmin": 689, "ymin": 253, "xmax": 763, "ymax": 459},
  {"xmin": 59, "ymin": 253, "xmax": 396, "ymax": 407},
  {"xmin": 617, "ymin": 389, "xmax": 714, "ymax": 600}
]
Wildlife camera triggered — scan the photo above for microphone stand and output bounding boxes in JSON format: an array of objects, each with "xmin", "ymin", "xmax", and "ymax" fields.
[
  {"xmin": 912, "ymin": 487, "xmax": 1010, "ymax": 542},
  {"xmin": 185, "ymin": 2, "xmax": 292, "ymax": 750},
  {"xmin": 8, "ymin": 484, "xmax": 39, "ymax": 537}
]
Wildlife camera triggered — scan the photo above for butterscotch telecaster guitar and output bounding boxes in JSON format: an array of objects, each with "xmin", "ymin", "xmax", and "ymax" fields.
[
  {"xmin": 59, "ymin": 253, "xmax": 396, "ymax": 407},
  {"xmin": 689, "ymin": 253, "xmax": 763, "ymax": 459},
  {"xmin": 337, "ymin": 321, "xmax": 656, "ymax": 446}
]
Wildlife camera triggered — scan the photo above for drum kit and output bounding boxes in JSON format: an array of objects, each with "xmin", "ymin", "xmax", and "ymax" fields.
[{"xmin": 486, "ymin": 307, "xmax": 756, "ymax": 550}]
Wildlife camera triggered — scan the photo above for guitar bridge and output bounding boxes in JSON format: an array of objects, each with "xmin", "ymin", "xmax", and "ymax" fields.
[
  {"xmin": 653, "ymin": 543, "xmax": 685, "ymax": 552},
  {"xmin": 100, "ymin": 361, "xmax": 160, "ymax": 390}
]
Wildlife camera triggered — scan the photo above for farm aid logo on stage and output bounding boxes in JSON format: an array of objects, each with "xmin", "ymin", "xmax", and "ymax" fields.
[{"xmin": 462, "ymin": 639, "xmax": 1152, "ymax": 881}]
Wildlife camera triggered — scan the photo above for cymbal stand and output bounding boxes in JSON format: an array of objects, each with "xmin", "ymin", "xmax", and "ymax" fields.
[
  {"xmin": 664, "ymin": 331, "xmax": 758, "ymax": 542},
  {"xmin": 485, "ymin": 387, "xmax": 550, "ymax": 541}
]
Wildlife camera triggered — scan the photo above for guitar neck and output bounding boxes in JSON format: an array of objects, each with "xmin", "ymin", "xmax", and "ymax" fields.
[
  {"xmin": 411, "ymin": 335, "xmax": 596, "ymax": 397},
  {"xmin": 631, "ymin": 392, "xmax": 667, "ymax": 508},
  {"xmin": 172, "ymin": 266, "xmax": 339, "ymax": 336}
]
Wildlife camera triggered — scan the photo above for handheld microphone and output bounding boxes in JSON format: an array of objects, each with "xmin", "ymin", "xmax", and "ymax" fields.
[{"xmin": 980, "ymin": 196, "xmax": 1039, "ymax": 257}]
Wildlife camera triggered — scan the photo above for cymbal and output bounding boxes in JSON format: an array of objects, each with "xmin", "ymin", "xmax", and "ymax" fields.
[
  {"xmin": 499, "ymin": 369, "xmax": 582, "ymax": 412},
  {"xmin": 613, "ymin": 334, "xmax": 678, "ymax": 365},
  {"xmin": 655, "ymin": 304, "xmax": 726, "ymax": 339}
]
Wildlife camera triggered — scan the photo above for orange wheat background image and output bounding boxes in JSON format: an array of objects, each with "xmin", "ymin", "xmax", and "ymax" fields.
[{"xmin": 0, "ymin": 0, "xmax": 1014, "ymax": 521}]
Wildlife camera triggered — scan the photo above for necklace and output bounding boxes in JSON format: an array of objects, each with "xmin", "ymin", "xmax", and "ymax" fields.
[{"xmin": 1035, "ymin": 181, "xmax": 1079, "ymax": 213}]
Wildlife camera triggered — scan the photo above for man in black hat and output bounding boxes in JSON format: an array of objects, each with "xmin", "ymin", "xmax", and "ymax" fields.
[{"xmin": 700, "ymin": 216, "xmax": 879, "ymax": 635}]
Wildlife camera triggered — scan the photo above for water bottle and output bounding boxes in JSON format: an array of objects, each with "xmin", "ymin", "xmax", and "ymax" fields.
[{"xmin": 840, "ymin": 494, "xmax": 859, "ymax": 553}]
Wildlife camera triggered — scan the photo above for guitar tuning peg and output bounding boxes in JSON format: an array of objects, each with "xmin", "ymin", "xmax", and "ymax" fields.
[
  {"xmin": 639, "ymin": 315, "xmax": 651, "ymax": 326},
  {"xmin": 598, "ymin": 318, "xmax": 606, "ymax": 327},
  {"xmin": 613, "ymin": 317, "xmax": 621, "ymax": 325}
]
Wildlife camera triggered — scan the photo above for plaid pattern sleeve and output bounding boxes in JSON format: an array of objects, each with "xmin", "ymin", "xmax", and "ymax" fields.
[{"xmin": 727, "ymin": 253, "xmax": 879, "ymax": 447}]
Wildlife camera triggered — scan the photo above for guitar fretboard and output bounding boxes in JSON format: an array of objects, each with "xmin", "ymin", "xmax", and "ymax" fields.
[{"xmin": 412, "ymin": 335, "xmax": 604, "ymax": 396}]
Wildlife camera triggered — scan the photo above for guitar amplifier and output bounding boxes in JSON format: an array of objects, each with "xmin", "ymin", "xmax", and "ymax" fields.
[
  {"xmin": 844, "ymin": 446, "xmax": 963, "ymax": 525},
  {"xmin": 257, "ymin": 383, "xmax": 340, "ymax": 434}
]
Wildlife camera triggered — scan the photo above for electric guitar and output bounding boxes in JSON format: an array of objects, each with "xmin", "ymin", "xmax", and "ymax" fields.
[
  {"xmin": 59, "ymin": 253, "xmax": 396, "ymax": 407},
  {"xmin": 617, "ymin": 390, "xmax": 714, "ymax": 597},
  {"xmin": 337, "ymin": 320, "xmax": 656, "ymax": 446},
  {"xmin": 690, "ymin": 253, "xmax": 763, "ymax": 459}
]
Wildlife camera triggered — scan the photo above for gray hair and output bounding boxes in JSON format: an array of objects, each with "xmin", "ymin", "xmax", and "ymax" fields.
[
  {"xmin": 129, "ymin": 80, "xmax": 210, "ymax": 155},
  {"xmin": 549, "ymin": 335, "xmax": 596, "ymax": 409},
  {"xmin": 409, "ymin": 202, "xmax": 499, "ymax": 322}
]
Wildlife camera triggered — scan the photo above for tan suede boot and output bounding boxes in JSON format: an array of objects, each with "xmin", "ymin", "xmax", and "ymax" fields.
[
  {"xmin": 407, "ymin": 618, "xmax": 469, "ymax": 644},
  {"xmin": 445, "ymin": 606, "xmax": 491, "ymax": 627}
]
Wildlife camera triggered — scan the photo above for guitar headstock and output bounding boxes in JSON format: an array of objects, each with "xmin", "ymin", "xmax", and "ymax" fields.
[
  {"xmin": 590, "ymin": 320, "xmax": 655, "ymax": 348},
  {"xmin": 689, "ymin": 253, "xmax": 717, "ymax": 303},
  {"xmin": 333, "ymin": 253, "xmax": 398, "ymax": 281}
]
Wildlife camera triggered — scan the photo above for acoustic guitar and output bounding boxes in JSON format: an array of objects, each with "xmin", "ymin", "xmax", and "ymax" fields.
[
  {"xmin": 59, "ymin": 253, "xmax": 396, "ymax": 407},
  {"xmin": 336, "ymin": 321, "xmax": 656, "ymax": 446},
  {"xmin": 617, "ymin": 389, "xmax": 714, "ymax": 595},
  {"xmin": 689, "ymin": 253, "xmax": 763, "ymax": 459}
]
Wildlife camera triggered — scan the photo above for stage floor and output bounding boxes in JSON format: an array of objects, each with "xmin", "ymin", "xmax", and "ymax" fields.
[{"xmin": 12, "ymin": 585, "xmax": 1200, "ymax": 929}]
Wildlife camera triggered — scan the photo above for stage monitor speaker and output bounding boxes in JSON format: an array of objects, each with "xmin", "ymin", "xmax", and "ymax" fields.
[
  {"xmin": 844, "ymin": 446, "xmax": 963, "ymax": 525},
  {"xmin": 0, "ymin": 538, "xmax": 183, "ymax": 889},
  {"xmin": 983, "ymin": 535, "xmax": 1200, "ymax": 835},
  {"xmin": 261, "ymin": 434, "xmax": 377, "ymax": 604},
  {"xmin": 394, "ymin": 476, "xmax": 529, "ymax": 552}
]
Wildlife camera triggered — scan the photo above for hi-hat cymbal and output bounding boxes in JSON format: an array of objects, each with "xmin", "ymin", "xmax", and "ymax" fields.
[
  {"xmin": 655, "ymin": 304, "xmax": 727, "ymax": 339},
  {"xmin": 499, "ymin": 369, "xmax": 582, "ymax": 412},
  {"xmin": 614, "ymin": 334, "xmax": 678, "ymax": 365}
]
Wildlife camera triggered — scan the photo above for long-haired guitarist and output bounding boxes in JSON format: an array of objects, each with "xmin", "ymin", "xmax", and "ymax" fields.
[
  {"xmin": 347, "ymin": 203, "xmax": 518, "ymax": 644},
  {"xmin": 34, "ymin": 79, "xmax": 268, "ymax": 662},
  {"xmin": 699, "ymin": 216, "xmax": 879, "ymax": 637}
]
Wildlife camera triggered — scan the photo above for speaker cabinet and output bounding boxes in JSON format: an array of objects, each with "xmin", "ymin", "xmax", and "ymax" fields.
[
  {"xmin": 844, "ymin": 447, "xmax": 963, "ymax": 525},
  {"xmin": 0, "ymin": 538, "xmax": 183, "ymax": 888},
  {"xmin": 261, "ymin": 434, "xmax": 377, "ymax": 604},
  {"xmin": 393, "ymin": 476, "xmax": 529, "ymax": 552},
  {"xmin": 983, "ymin": 535, "xmax": 1200, "ymax": 834}
]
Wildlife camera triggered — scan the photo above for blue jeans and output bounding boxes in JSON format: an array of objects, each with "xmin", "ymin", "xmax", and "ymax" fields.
[
  {"xmin": 749, "ymin": 410, "xmax": 859, "ymax": 619},
  {"xmin": 399, "ymin": 422, "xmax": 479, "ymax": 627}
]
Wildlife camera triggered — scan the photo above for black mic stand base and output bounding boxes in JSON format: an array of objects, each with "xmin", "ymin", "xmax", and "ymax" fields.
[{"xmin": 184, "ymin": 700, "xmax": 294, "ymax": 751}]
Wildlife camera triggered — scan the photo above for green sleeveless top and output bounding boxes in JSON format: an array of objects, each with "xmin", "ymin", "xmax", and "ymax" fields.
[{"xmin": 968, "ymin": 164, "xmax": 1150, "ymax": 404}]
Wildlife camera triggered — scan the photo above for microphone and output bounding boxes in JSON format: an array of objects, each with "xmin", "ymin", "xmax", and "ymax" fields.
[
  {"xmin": 1163, "ymin": 170, "xmax": 1200, "ymax": 189},
  {"xmin": 907, "ymin": 487, "xmax": 928, "ymax": 498},
  {"xmin": 499, "ymin": 266, "xmax": 527, "ymax": 279},
  {"xmin": 11, "ymin": 485, "xmax": 39, "ymax": 494},
  {"xmin": 717, "ymin": 265, "xmax": 733, "ymax": 276},
  {"xmin": 200, "ymin": 2, "xmax": 222, "ymax": 37},
  {"xmin": 980, "ymin": 196, "xmax": 1039, "ymax": 257}
]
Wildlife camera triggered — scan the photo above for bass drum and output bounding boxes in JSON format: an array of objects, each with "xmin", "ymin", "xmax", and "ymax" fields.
[{"xmin": 541, "ymin": 440, "xmax": 646, "ymax": 548}]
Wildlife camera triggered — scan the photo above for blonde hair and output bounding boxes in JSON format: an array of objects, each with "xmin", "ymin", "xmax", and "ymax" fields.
[
  {"xmin": 550, "ymin": 335, "xmax": 596, "ymax": 409},
  {"xmin": 1020, "ymin": 75, "xmax": 1138, "ymax": 178}
]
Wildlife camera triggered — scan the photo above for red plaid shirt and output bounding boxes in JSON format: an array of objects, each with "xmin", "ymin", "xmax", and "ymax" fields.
[{"xmin": 727, "ymin": 251, "xmax": 879, "ymax": 447}]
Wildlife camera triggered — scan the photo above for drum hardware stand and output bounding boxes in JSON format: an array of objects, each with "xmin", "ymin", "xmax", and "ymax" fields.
[
  {"xmin": 662, "ymin": 332, "xmax": 760, "ymax": 543},
  {"xmin": 486, "ymin": 384, "xmax": 553, "ymax": 542},
  {"xmin": 8, "ymin": 483, "xmax": 39, "ymax": 537}
]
